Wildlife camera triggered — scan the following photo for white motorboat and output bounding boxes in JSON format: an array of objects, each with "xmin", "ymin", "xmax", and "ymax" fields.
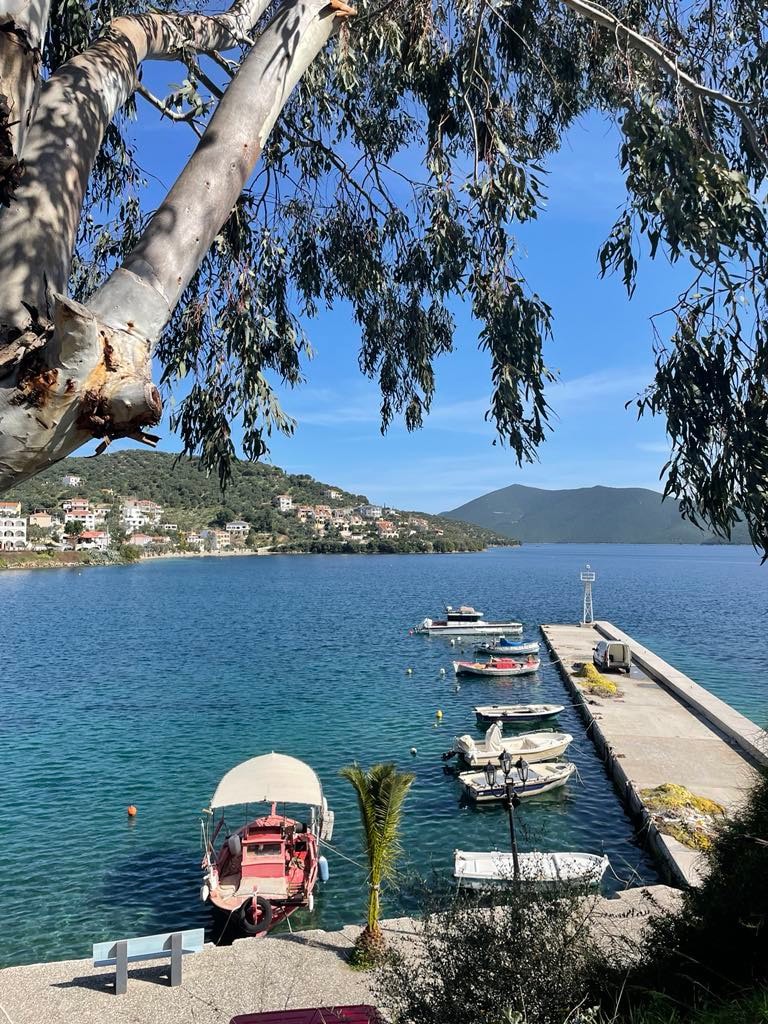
[
  {"xmin": 413, "ymin": 605, "xmax": 523, "ymax": 636},
  {"xmin": 446, "ymin": 722, "xmax": 573, "ymax": 766},
  {"xmin": 474, "ymin": 703, "xmax": 564, "ymax": 725},
  {"xmin": 453, "ymin": 657, "xmax": 540, "ymax": 677},
  {"xmin": 459, "ymin": 760, "xmax": 576, "ymax": 802},
  {"xmin": 475, "ymin": 639, "xmax": 540, "ymax": 657},
  {"xmin": 454, "ymin": 850, "xmax": 610, "ymax": 889}
]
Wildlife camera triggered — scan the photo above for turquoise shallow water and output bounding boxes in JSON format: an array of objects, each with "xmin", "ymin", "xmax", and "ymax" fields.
[{"xmin": 1, "ymin": 544, "xmax": 766, "ymax": 967}]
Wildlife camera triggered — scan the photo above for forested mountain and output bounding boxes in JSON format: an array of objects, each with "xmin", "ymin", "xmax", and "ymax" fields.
[{"xmin": 443, "ymin": 484, "xmax": 751, "ymax": 545}]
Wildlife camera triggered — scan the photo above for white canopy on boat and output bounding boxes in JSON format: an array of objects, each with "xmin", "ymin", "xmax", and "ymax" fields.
[{"xmin": 209, "ymin": 753, "xmax": 324, "ymax": 809}]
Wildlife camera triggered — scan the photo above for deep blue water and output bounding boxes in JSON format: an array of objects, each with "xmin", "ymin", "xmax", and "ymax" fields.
[{"xmin": 1, "ymin": 544, "xmax": 766, "ymax": 967}]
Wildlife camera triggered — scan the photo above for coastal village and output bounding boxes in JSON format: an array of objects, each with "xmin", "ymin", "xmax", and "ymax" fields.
[{"xmin": 0, "ymin": 467, "xmax": 474, "ymax": 559}]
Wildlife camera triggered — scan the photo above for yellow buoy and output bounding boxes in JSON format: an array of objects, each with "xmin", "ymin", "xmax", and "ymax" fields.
[
  {"xmin": 406, "ymin": 667, "xmax": 413, "ymax": 675},
  {"xmin": 435, "ymin": 709, "xmax": 443, "ymax": 719},
  {"xmin": 127, "ymin": 804, "xmax": 137, "ymax": 817}
]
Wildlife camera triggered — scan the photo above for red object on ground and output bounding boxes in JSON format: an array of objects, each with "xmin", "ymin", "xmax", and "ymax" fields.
[{"xmin": 230, "ymin": 1006, "xmax": 379, "ymax": 1024}]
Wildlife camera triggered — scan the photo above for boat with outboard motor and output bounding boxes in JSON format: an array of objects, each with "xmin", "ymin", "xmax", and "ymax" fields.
[
  {"xmin": 454, "ymin": 849, "xmax": 610, "ymax": 889},
  {"xmin": 412, "ymin": 605, "xmax": 523, "ymax": 636},
  {"xmin": 475, "ymin": 639, "xmax": 540, "ymax": 657},
  {"xmin": 474, "ymin": 703, "xmax": 564, "ymax": 725},
  {"xmin": 444, "ymin": 721, "xmax": 573, "ymax": 767},
  {"xmin": 453, "ymin": 656, "xmax": 540, "ymax": 677},
  {"xmin": 200, "ymin": 752, "xmax": 333, "ymax": 937},
  {"xmin": 458, "ymin": 760, "xmax": 576, "ymax": 802}
]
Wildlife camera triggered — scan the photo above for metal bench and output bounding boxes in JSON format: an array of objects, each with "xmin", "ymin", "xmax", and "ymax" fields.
[{"xmin": 92, "ymin": 927, "xmax": 205, "ymax": 994}]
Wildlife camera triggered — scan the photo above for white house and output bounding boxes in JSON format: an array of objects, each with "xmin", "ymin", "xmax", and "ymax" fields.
[
  {"xmin": 65, "ymin": 510, "xmax": 99, "ymax": 530},
  {"xmin": 200, "ymin": 528, "xmax": 231, "ymax": 550},
  {"xmin": 272, "ymin": 494, "xmax": 293, "ymax": 513},
  {"xmin": 121, "ymin": 498, "xmax": 163, "ymax": 525},
  {"xmin": 324, "ymin": 488, "xmax": 342, "ymax": 500},
  {"xmin": 62, "ymin": 474, "xmax": 82, "ymax": 487},
  {"xmin": 358, "ymin": 504, "xmax": 383, "ymax": 520},
  {"xmin": 225, "ymin": 521, "xmax": 250, "ymax": 539},
  {"xmin": 75, "ymin": 530, "xmax": 109, "ymax": 551},
  {"xmin": 0, "ymin": 515, "xmax": 27, "ymax": 550}
]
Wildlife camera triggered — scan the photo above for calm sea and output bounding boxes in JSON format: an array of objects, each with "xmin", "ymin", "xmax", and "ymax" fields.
[{"xmin": 1, "ymin": 544, "xmax": 766, "ymax": 967}]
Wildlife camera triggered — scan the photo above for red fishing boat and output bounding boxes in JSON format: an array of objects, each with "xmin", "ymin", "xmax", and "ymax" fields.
[{"xmin": 200, "ymin": 753, "xmax": 333, "ymax": 936}]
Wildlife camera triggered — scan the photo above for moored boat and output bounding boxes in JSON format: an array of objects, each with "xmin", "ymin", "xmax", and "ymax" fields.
[
  {"xmin": 446, "ymin": 721, "xmax": 573, "ymax": 766},
  {"xmin": 453, "ymin": 656, "xmax": 540, "ymax": 677},
  {"xmin": 200, "ymin": 753, "xmax": 333, "ymax": 937},
  {"xmin": 413, "ymin": 605, "xmax": 523, "ymax": 636},
  {"xmin": 474, "ymin": 703, "xmax": 563, "ymax": 725},
  {"xmin": 475, "ymin": 639, "xmax": 540, "ymax": 657},
  {"xmin": 458, "ymin": 760, "xmax": 576, "ymax": 802},
  {"xmin": 454, "ymin": 850, "xmax": 610, "ymax": 889}
]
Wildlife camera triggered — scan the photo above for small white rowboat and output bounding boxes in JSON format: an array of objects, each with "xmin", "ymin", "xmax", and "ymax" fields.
[
  {"xmin": 475, "ymin": 640, "xmax": 540, "ymax": 657},
  {"xmin": 474, "ymin": 703, "xmax": 564, "ymax": 724},
  {"xmin": 450, "ymin": 722, "xmax": 573, "ymax": 766},
  {"xmin": 453, "ymin": 657, "xmax": 541, "ymax": 678},
  {"xmin": 459, "ymin": 761, "xmax": 576, "ymax": 802},
  {"xmin": 454, "ymin": 850, "xmax": 610, "ymax": 889}
]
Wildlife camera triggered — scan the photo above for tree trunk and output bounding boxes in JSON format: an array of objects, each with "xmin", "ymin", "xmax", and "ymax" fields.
[{"xmin": 0, "ymin": 0, "xmax": 340, "ymax": 492}]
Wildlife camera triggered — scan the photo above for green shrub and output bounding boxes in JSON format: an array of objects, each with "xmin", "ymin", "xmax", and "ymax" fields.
[
  {"xmin": 375, "ymin": 879, "xmax": 604, "ymax": 1024},
  {"xmin": 625, "ymin": 766, "xmax": 768, "ymax": 1008}
]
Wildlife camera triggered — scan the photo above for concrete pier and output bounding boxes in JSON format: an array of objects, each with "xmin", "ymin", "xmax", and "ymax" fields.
[{"xmin": 541, "ymin": 621, "xmax": 766, "ymax": 886}]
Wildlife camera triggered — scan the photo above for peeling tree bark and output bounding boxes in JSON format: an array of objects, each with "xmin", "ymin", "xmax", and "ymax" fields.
[
  {"xmin": 0, "ymin": 0, "xmax": 342, "ymax": 491},
  {"xmin": 0, "ymin": 0, "xmax": 51, "ymax": 162}
]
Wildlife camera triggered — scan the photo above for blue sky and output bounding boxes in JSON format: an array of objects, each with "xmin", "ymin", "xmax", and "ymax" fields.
[{"xmin": 109, "ymin": 73, "xmax": 688, "ymax": 513}]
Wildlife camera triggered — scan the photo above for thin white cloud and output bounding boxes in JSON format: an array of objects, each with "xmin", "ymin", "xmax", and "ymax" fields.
[{"xmin": 551, "ymin": 369, "xmax": 649, "ymax": 406}]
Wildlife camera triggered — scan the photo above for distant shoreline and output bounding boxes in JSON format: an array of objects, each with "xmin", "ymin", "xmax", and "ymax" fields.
[{"xmin": 0, "ymin": 544, "xmax": 495, "ymax": 572}]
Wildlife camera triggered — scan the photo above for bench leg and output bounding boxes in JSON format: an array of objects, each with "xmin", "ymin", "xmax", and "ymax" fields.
[
  {"xmin": 170, "ymin": 931, "xmax": 182, "ymax": 987},
  {"xmin": 115, "ymin": 940, "xmax": 128, "ymax": 995}
]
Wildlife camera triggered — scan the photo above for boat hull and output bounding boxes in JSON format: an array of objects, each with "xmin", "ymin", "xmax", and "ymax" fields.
[
  {"xmin": 474, "ymin": 704, "xmax": 564, "ymax": 724},
  {"xmin": 454, "ymin": 850, "xmax": 610, "ymax": 888},
  {"xmin": 454, "ymin": 730, "xmax": 574, "ymax": 766},
  {"xmin": 453, "ymin": 659, "xmax": 540, "ymax": 677},
  {"xmin": 459, "ymin": 762, "xmax": 575, "ymax": 802},
  {"xmin": 417, "ymin": 622, "xmax": 524, "ymax": 636},
  {"xmin": 475, "ymin": 641, "xmax": 540, "ymax": 657},
  {"xmin": 204, "ymin": 812, "xmax": 319, "ymax": 938}
]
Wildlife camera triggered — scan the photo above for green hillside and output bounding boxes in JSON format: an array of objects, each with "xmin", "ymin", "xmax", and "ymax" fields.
[
  {"xmin": 9, "ymin": 451, "xmax": 513, "ymax": 553},
  {"xmin": 443, "ymin": 484, "xmax": 751, "ymax": 545}
]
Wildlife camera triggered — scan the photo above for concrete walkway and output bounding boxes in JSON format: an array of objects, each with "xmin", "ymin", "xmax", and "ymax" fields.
[
  {"xmin": 0, "ymin": 889, "xmax": 680, "ymax": 1024},
  {"xmin": 541, "ymin": 622, "xmax": 763, "ymax": 886}
]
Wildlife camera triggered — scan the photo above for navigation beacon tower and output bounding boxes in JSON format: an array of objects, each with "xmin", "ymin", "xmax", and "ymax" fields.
[{"xmin": 580, "ymin": 564, "xmax": 596, "ymax": 625}]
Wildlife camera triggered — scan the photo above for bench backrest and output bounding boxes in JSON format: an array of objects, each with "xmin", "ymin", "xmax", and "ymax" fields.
[{"xmin": 93, "ymin": 928, "xmax": 205, "ymax": 967}]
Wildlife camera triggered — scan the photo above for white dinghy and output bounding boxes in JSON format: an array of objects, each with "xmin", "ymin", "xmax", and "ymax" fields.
[
  {"xmin": 459, "ymin": 760, "xmax": 576, "ymax": 802},
  {"xmin": 474, "ymin": 703, "xmax": 564, "ymax": 725},
  {"xmin": 454, "ymin": 850, "xmax": 610, "ymax": 889},
  {"xmin": 453, "ymin": 656, "xmax": 540, "ymax": 678},
  {"xmin": 446, "ymin": 721, "xmax": 573, "ymax": 767}
]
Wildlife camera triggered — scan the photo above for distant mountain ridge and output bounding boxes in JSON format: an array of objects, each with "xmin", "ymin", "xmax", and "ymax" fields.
[{"xmin": 443, "ymin": 484, "xmax": 750, "ymax": 545}]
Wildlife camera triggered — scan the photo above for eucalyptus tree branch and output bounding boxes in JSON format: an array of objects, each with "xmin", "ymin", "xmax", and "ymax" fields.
[
  {"xmin": 558, "ymin": 0, "xmax": 768, "ymax": 171},
  {"xmin": 0, "ymin": 0, "xmax": 278, "ymax": 331},
  {"xmin": 136, "ymin": 82, "xmax": 204, "ymax": 134},
  {"xmin": 90, "ymin": 0, "xmax": 345, "ymax": 342}
]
